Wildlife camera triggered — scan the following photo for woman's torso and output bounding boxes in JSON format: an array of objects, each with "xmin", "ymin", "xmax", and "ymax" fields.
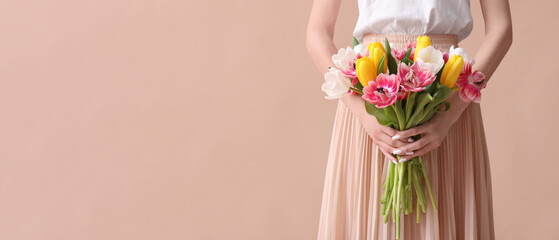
[{"xmin": 353, "ymin": 0, "xmax": 473, "ymax": 43}]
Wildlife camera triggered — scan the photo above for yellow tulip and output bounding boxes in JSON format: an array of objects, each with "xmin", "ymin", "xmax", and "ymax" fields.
[
  {"xmin": 368, "ymin": 42, "xmax": 388, "ymax": 73},
  {"xmin": 440, "ymin": 55, "xmax": 464, "ymax": 89},
  {"xmin": 355, "ymin": 56, "xmax": 376, "ymax": 87},
  {"xmin": 414, "ymin": 35, "xmax": 432, "ymax": 61}
]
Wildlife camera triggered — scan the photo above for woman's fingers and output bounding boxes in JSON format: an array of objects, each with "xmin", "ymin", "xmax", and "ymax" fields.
[
  {"xmin": 378, "ymin": 132, "xmax": 408, "ymax": 149},
  {"xmin": 377, "ymin": 124, "xmax": 413, "ymax": 145},
  {"xmin": 379, "ymin": 124, "xmax": 398, "ymax": 136},
  {"xmin": 374, "ymin": 140, "xmax": 398, "ymax": 156},
  {"xmin": 379, "ymin": 124, "xmax": 413, "ymax": 144},
  {"xmin": 400, "ymin": 143, "xmax": 436, "ymax": 162},
  {"xmin": 368, "ymin": 117, "xmax": 438, "ymax": 162},
  {"xmin": 394, "ymin": 124, "xmax": 430, "ymax": 140},
  {"xmin": 378, "ymin": 146, "xmax": 398, "ymax": 164},
  {"xmin": 396, "ymin": 138, "xmax": 430, "ymax": 154},
  {"xmin": 375, "ymin": 141, "xmax": 400, "ymax": 163}
]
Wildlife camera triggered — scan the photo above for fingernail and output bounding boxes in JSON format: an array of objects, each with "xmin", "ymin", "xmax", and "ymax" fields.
[
  {"xmin": 408, "ymin": 138, "xmax": 414, "ymax": 143},
  {"xmin": 399, "ymin": 157, "xmax": 407, "ymax": 163},
  {"xmin": 392, "ymin": 160, "xmax": 398, "ymax": 165},
  {"xmin": 406, "ymin": 152, "xmax": 414, "ymax": 155},
  {"xmin": 392, "ymin": 135, "xmax": 401, "ymax": 140},
  {"xmin": 392, "ymin": 149, "xmax": 402, "ymax": 155}
]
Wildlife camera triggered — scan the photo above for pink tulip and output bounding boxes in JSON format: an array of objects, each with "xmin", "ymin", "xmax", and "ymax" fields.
[
  {"xmin": 341, "ymin": 68, "xmax": 357, "ymax": 79},
  {"xmin": 397, "ymin": 62, "xmax": 436, "ymax": 92},
  {"xmin": 456, "ymin": 60, "xmax": 486, "ymax": 103},
  {"xmin": 361, "ymin": 73, "xmax": 400, "ymax": 108},
  {"xmin": 391, "ymin": 48, "xmax": 406, "ymax": 61},
  {"xmin": 391, "ymin": 41, "xmax": 415, "ymax": 61},
  {"xmin": 396, "ymin": 87, "xmax": 409, "ymax": 100}
]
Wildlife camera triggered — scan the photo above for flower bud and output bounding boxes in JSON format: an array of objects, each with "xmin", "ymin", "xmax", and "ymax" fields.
[
  {"xmin": 414, "ymin": 36, "xmax": 432, "ymax": 61},
  {"xmin": 368, "ymin": 42, "xmax": 388, "ymax": 73},
  {"xmin": 355, "ymin": 56, "xmax": 376, "ymax": 87},
  {"xmin": 440, "ymin": 55, "xmax": 464, "ymax": 88}
]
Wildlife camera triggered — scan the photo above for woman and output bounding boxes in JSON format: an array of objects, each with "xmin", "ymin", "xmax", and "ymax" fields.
[{"xmin": 306, "ymin": 0, "xmax": 512, "ymax": 239}]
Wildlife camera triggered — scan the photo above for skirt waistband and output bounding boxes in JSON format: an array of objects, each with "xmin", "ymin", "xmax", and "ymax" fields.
[{"xmin": 362, "ymin": 33, "xmax": 459, "ymax": 51}]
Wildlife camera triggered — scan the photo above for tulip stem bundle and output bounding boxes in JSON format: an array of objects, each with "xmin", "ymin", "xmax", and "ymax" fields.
[
  {"xmin": 378, "ymin": 86, "xmax": 445, "ymax": 239},
  {"xmin": 321, "ymin": 35, "xmax": 486, "ymax": 240}
]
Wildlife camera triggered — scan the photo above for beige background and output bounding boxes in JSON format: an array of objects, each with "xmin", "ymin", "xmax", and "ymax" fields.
[{"xmin": 0, "ymin": 0, "xmax": 557, "ymax": 239}]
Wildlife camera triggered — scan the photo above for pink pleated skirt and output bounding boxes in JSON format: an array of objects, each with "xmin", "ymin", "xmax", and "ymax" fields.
[{"xmin": 317, "ymin": 34, "xmax": 495, "ymax": 240}]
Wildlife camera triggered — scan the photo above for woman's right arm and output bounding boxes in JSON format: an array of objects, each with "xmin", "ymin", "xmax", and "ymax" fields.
[{"xmin": 306, "ymin": 0, "xmax": 408, "ymax": 163}]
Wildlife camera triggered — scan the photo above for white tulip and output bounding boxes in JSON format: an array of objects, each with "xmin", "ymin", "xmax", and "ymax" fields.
[
  {"xmin": 415, "ymin": 46, "xmax": 445, "ymax": 74},
  {"xmin": 449, "ymin": 45, "xmax": 471, "ymax": 63},
  {"xmin": 332, "ymin": 47, "xmax": 357, "ymax": 72},
  {"xmin": 322, "ymin": 68, "xmax": 352, "ymax": 99},
  {"xmin": 353, "ymin": 44, "xmax": 368, "ymax": 56}
]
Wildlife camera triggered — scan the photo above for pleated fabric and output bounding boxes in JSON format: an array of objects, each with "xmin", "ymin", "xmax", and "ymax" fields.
[{"xmin": 317, "ymin": 34, "xmax": 495, "ymax": 240}]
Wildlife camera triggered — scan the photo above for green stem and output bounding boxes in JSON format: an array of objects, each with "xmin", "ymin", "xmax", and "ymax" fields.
[
  {"xmin": 404, "ymin": 91, "xmax": 414, "ymax": 122},
  {"xmin": 408, "ymin": 164, "xmax": 413, "ymax": 214},
  {"xmin": 416, "ymin": 198, "xmax": 421, "ymax": 223},
  {"xmin": 412, "ymin": 163, "xmax": 426, "ymax": 213},
  {"xmin": 383, "ymin": 191, "xmax": 393, "ymax": 220},
  {"xmin": 395, "ymin": 162, "xmax": 404, "ymax": 239},
  {"xmin": 382, "ymin": 162, "xmax": 395, "ymax": 203},
  {"xmin": 381, "ymin": 163, "xmax": 393, "ymax": 215},
  {"xmin": 420, "ymin": 157, "xmax": 438, "ymax": 211},
  {"xmin": 391, "ymin": 102, "xmax": 406, "ymax": 131},
  {"xmin": 383, "ymin": 206, "xmax": 390, "ymax": 223},
  {"xmin": 406, "ymin": 161, "xmax": 413, "ymax": 212},
  {"xmin": 392, "ymin": 162, "xmax": 399, "ymax": 223},
  {"xmin": 409, "ymin": 160, "xmax": 424, "ymax": 209},
  {"xmin": 350, "ymin": 87, "xmax": 364, "ymax": 95}
]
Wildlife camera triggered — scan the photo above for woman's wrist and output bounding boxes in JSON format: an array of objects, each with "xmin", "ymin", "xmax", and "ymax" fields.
[
  {"xmin": 340, "ymin": 93, "xmax": 369, "ymax": 121},
  {"xmin": 438, "ymin": 91, "xmax": 471, "ymax": 125}
]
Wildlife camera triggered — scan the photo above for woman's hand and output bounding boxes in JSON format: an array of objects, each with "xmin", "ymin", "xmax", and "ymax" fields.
[
  {"xmin": 360, "ymin": 114, "xmax": 412, "ymax": 164},
  {"xmin": 393, "ymin": 113, "xmax": 453, "ymax": 162},
  {"xmin": 340, "ymin": 93, "xmax": 416, "ymax": 164},
  {"xmin": 393, "ymin": 90, "xmax": 473, "ymax": 162}
]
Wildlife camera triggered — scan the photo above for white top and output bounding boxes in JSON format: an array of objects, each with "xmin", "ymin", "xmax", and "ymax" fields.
[{"xmin": 353, "ymin": 0, "xmax": 474, "ymax": 43}]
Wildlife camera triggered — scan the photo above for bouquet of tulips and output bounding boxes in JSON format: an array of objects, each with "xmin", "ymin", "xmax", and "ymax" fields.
[{"xmin": 321, "ymin": 36, "xmax": 486, "ymax": 239}]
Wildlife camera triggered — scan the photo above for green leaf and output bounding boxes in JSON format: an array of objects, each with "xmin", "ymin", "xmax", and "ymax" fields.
[
  {"xmin": 352, "ymin": 37, "xmax": 359, "ymax": 48},
  {"xmin": 353, "ymin": 80, "xmax": 364, "ymax": 91},
  {"xmin": 419, "ymin": 110, "xmax": 437, "ymax": 125},
  {"xmin": 392, "ymin": 101, "xmax": 406, "ymax": 130},
  {"xmin": 422, "ymin": 81, "xmax": 437, "ymax": 95},
  {"xmin": 405, "ymin": 93, "xmax": 434, "ymax": 129},
  {"xmin": 426, "ymin": 85, "xmax": 451, "ymax": 110},
  {"xmin": 401, "ymin": 48, "xmax": 413, "ymax": 65},
  {"xmin": 417, "ymin": 85, "xmax": 451, "ymax": 124},
  {"xmin": 384, "ymin": 106, "xmax": 399, "ymax": 128},
  {"xmin": 377, "ymin": 55, "xmax": 386, "ymax": 74},
  {"xmin": 404, "ymin": 92, "xmax": 416, "ymax": 122},
  {"xmin": 415, "ymin": 93, "xmax": 435, "ymax": 112},
  {"xmin": 405, "ymin": 47, "xmax": 412, "ymax": 59},
  {"xmin": 384, "ymin": 37, "xmax": 391, "ymax": 53},
  {"xmin": 365, "ymin": 102, "xmax": 394, "ymax": 126},
  {"xmin": 384, "ymin": 37, "xmax": 398, "ymax": 74},
  {"xmin": 431, "ymin": 70, "xmax": 444, "ymax": 95},
  {"xmin": 418, "ymin": 102, "xmax": 451, "ymax": 125}
]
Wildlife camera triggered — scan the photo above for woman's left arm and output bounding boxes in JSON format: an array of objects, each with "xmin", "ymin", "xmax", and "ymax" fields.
[{"xmin": 392, "ymin": 0, "xmax": 513, "ymax": 162}]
